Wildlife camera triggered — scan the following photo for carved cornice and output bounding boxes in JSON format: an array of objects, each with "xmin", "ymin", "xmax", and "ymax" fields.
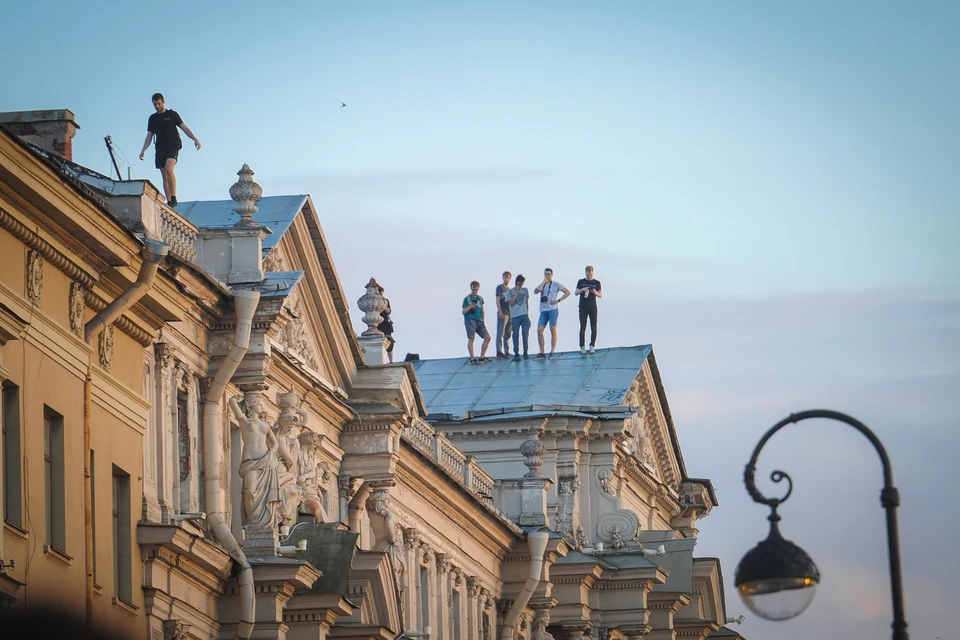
[
  {"xmin": 638, "ymin": 370, "xmax": 679, "ymax": 489},
  {"xmin": 0, "ymin": 182, "xmax": 106, "ymax": 277}
]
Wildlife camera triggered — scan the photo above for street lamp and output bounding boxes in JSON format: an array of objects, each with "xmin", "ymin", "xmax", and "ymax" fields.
[{"xmin": 734, "ymin": 409, "xmax": 909, "ymax": 640}]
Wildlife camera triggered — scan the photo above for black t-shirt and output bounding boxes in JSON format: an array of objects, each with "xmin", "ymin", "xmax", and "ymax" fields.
[
  {"xmin": 148, "ymin": 109, "xmax": 183, "ymax": 152},
  {"xmin": 576, "ymin": 278, "xmax": 602, "ymax": 308},
  {"xmin": 377, "ymin": 298, "xmax": 393, "ymax": 335}
]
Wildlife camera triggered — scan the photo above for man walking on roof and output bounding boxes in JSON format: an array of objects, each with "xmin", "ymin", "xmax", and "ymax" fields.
[
  {"xmin": 462, "ymin": 281, "xmax": 492, "ymax": 364},
  {"xmin": 533, "ymin": 268, "xmax": 571, "ymax": 359},
  {"xmin": 139, "ymin": 92, "xmax": 201, "ymax": 207}
]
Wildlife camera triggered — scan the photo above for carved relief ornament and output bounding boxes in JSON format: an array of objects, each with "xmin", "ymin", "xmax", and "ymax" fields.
[
  {"xmin": 98, "ymin": 325, "xmax": 114, "ymax": 370},
  {"xmin": 69, "ymin": 282, "xmax": 86, "ymax": 337},
  {"xmin": 26, "ymin": 249, "xmax": 43, "ymax": 305}
]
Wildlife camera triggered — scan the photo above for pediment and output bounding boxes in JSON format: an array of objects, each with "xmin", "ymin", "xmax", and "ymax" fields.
[
  {"xmin": 621, "ymin": 358, "xmax": 684, "ymax": 490},
  {"xmin": 262, "ymin": 195, "xmax": 362, "ymax": 390}
]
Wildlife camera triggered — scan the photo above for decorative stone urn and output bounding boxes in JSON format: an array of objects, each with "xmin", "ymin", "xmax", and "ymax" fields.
[
  {"xmin": 520, "ymin": 429, "xmax": 546, "ymax": 477},
  {"xmin": 230, "ymin": 163, "xmax": 263, "ymax": 227},
  {"xmin": 357, "ymin": 278, "xmax": 387, "ymax": 336}
]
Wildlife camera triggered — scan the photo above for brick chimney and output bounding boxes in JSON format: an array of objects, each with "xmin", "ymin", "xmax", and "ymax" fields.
[{"xmin": 0, "ymin": 109, "xmax": 79, "ymax": 161}]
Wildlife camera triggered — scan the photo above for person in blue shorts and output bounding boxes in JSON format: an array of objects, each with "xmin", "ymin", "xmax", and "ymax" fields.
[
  {"xmin": 533, "ymin": 268, "xmax": 570, "ymax": 359},
  {"xmin": 462, "ymin": 281, "xmax": 492, "ymax": 363}
]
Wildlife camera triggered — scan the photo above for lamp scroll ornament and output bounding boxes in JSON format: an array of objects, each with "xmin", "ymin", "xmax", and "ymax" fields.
[
  {"xmin": 229, "ymin": 163, "xmax": 263, "ymax": 228},
  {"xmin": 736, "ymin": 409, "xmax": 909, "ymax": 640},
  {"xmin": 357, "ymin": 278, "xmax": 388, "ymax": 336}
]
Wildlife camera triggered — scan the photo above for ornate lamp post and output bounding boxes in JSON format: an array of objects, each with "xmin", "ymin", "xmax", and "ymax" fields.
[{"xmin": 735, "ymin": 409, "xmax": 909, "ymax": 640}]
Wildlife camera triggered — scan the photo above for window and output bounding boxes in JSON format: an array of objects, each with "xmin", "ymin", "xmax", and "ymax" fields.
[
  {"xmin": 2, "ymin": 382, "xmax": 21, "ymax": 526},
  {"xmin": 112, "ymin": 466, "xmax": 132, "ymax": 602},
  {"xmin": 452, "ymin": 589, "xmax": 462, "ymax": 640},
  {"xmin": 420, "ymin": 565, "xmax": 430, "ymax": 632},
  {"xmin": 44, "ymin": 408, "xmax": 65, "ymax": 551}
]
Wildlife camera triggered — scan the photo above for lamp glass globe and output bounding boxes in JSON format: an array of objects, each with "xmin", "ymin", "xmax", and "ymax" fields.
[{"xmin": 738, "ymin": 576, "xmax": 817, "ymax": 621}]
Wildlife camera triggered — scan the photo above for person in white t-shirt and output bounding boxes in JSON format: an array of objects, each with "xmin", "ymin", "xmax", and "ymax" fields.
[{"xmin": 532, "ymin": 267, "xmax": 570, "ymax": 359}]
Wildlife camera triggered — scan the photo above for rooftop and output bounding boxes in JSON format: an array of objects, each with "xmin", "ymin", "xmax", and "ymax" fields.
[
  {"xmin": 411, "ymin": 345, "xmax": 652, "ymax": 421},
  {"xmin": 177, "ymin": 195, "xmax": 308, "ymax": 252}
]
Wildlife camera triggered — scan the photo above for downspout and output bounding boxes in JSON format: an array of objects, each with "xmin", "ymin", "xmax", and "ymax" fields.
[
  {"xmin": 83, "ymin": 238, "xmax": 169, "ymax": 625},
  {"xmin": 500, "ymin": 530, "xmax": 550, "ymax": 640},
  {"xmin": 203, "ymin": 289, "xmax": 260, "ymax": 640}
]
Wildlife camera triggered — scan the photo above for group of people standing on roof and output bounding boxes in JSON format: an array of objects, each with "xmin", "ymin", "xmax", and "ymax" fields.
[{"xmin": 462, "ymin": 266, "xmax": 602, "ymax": 364}]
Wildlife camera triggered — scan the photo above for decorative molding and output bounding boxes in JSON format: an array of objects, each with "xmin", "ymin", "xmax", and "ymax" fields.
[
  {"xmin": 596, "ymin": 510, "xmax": 640, "ymax": 546},
  {"xmin": 82, "ymin": 287, "xmax": 155, "ymax": 346},
  {"xmin": 162, "ymin": 619, "xmax": 192, "ymax": 640},
  {"xmin": 0, "ymin": 183, "xmax": 105, "ymax": 280},
  {"xmin": 357, "ymin": 278, "xmax": 387, "ymax": 336},
  {"xmin": 98, "ymin": 324, "xmax": 114, "ymax": 370},
  {"xmin": 26, "ymin": 249, "xmax": 42, "ymax": 304},
  {"xmin": 69, "ymin": 282, "xmax": 86, "ymax": 337},
  {"xmin": 229, "ymin": 164, "xmax": 263, "ymax": 227}
]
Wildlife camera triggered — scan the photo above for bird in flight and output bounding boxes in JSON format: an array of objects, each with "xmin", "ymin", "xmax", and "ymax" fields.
[{"xmin": 341, "ymin": 102, "xmax": 347, "ymax": 107}]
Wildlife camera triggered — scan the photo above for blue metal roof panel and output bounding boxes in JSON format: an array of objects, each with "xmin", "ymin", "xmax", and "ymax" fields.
[
  {"xmin": 411, "ymin": 346, "xmax": 651, "ymax": 418},
  {"xmin": 176, "ymin": 195, "xmax": 308, "ymax": 251}
]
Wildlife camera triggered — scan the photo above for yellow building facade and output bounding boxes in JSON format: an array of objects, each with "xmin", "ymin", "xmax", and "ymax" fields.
[{"xmin": 0, "ymin": 111, "xmax": 745, "ymax": 640}]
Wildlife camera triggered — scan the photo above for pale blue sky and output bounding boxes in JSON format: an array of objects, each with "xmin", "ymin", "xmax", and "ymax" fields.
[{"xmin": 3, "ymin": 2, "xmax": 958, "ymax": 638}]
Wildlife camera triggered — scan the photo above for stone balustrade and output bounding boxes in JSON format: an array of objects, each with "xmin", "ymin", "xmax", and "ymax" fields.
[
  {"xmin": 402, "ymin": 419, "xmax": 494, "ymax": 505},
  {"xmin": 159, "ymin": 207, "xmax": 198, "ymax": 262}
]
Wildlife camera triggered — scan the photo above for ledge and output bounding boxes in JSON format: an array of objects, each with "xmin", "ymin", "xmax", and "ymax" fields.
[
  {"xmin": 93, "ymin": 583, "xmax": 103, "ymax": 597},
  {"xmin": 3, "ymin": 520, "xmax": 29, "ymax": 542},
  {"xmin": 43, "ymin": 544, "xmax": 72, "ymax": 567},
  {"xmin": 111, "ymin": 596, "xmax": 139, "ymax": 617}
]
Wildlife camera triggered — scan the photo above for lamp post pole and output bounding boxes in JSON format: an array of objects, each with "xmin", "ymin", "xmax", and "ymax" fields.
[{"xmin": 741, "ymin": 409, "xmax": 909, "ymax": 640}]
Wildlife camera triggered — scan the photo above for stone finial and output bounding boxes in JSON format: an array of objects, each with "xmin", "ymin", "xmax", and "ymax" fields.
[
  {"xmin": 520, "ymin": 429, "xmax": 546, "ymax": 477},
  {"xmin": 357, "ymin": 278, "xmax": 387, "ymax": 336},
  {"xmin": 230, "ymin": 163, "xmax": 263, "ymax": 227}
]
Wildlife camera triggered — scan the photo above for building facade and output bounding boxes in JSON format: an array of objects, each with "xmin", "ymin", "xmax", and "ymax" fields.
[{"xmin": 0, "ymin": 110, "xmax": 744, "ymax": 640}]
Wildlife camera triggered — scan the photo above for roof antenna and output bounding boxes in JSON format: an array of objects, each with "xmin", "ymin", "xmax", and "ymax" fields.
[{"xmin": 104, "ymin": 135, "xmax": 122, "ymax": 180}]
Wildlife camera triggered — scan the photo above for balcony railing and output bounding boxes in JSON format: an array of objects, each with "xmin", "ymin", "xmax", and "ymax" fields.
[
  {"xmin": 159, "ymin": 207, "xmax": 198, "ymax": 263},
  {"xmin": 402, "ymin": 419, "xmax": 494, "ymax": 505}
]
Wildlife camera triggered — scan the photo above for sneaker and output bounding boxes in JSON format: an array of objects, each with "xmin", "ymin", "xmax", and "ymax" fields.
[
  {"xmin": 548, "ymin": 353, "xmax": 556, "ymax": 359},
  {"xmin": 534, "ymin": 353, "xmax": 546, "ymax": 360},
  {"xmin": 580, "ymin": 347, "xmax": 587, "ymax": 355},
  {"xmin": 589, "ymin": 345, "xmax": 596, "ymax": 354},
  {"xmin": 168, "ymin": 196, "xmax": 178, "ymax": 207},
  {"xmin": 523, "ymin": 353, "xmax": 529, "ymax": 360},
  {"xmin": 513, "ymin": 354, "xmax": 521, "ymax": 362},
  {"xmin": 469, "ymin": 358, "xmax": 480, "ymax": 365},
  {"xmin": 496, "ymin": 352, "xmax": 509, "ymax": 359}
]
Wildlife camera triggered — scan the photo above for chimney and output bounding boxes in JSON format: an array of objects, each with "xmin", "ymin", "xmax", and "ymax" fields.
[{"xmin": 0, "ymin": 109, "xmax": 79, "ymax": 161}]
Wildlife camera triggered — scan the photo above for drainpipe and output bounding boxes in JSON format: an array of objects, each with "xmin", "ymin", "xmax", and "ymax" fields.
[
  {"xmin": 82, "ymin": 238, "xmax": 169, "ymax": 625},
  {"xmin": 500, "ymin": 530, "xmax": 550, "ymax": 640},
  {"xmin": 202, "ymin": 289, "xmax": 260, "ymax": 640}
]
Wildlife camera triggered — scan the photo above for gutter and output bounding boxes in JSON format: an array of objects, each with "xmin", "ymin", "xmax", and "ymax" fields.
[
  {"xmin": 82, "ymin": 238, "xmax": 169, "ymax": 625},
  {"xmin": 202, "ymin": 289, "xmax": 260, "ymax": 640},
  {"xmin": 500, "ymin": 529, "xmax": 550, "ymax": 640}
]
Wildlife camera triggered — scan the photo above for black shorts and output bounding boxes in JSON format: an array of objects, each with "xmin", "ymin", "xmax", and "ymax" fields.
[{"xmin": 155, "ymin": 148, "xmax": 179, "ymax": 169}]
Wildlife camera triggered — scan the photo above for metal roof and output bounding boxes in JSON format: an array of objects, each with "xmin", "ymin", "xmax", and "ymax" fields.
[
  {"xmin": 411, "ymin": 345, "xmax": 652, "ymax": 420},
  {"xmin": 176, "ymin": 194, "xmax": 308, "ymax": 251}
]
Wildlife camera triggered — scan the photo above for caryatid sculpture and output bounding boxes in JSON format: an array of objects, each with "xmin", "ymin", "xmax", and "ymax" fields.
[
  {"xmin": 273, "ymin": 388, "xmax": 308, "ymax": 528},
  {"xmin": 297, "ymin": 430, "xmax": 328, "ymax": 522},
  {"xmin": 229, "ymin": 393, "xmax": 282, "ymax": 528}
]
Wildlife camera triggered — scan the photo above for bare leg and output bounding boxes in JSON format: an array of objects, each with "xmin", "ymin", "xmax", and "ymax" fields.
[
  {"xmin": 467, "ymin": 337, "xmax": 476, "ymax": 359},
  {"xmin": 550, "ymin": 327, "xmax": 559, "ymax": 355},
  {"xmin": 162, "ymin": 158, "xmax": 178, "ymax": 200},
  {"xmin": 537, "ymin": 326, "xmax": 546, "ymax": 354},
  {"xmin": 480, "ymin": 334, "xmax": 491, "ymax": 358}
]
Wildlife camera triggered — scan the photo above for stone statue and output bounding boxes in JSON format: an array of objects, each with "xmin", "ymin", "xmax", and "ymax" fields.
[
  {"xmin": 297, "ymin": 430, "xmax": 327, "ymax": 522},
  {"xmin": 273, "ymin": 388, "xmax": 308, "ymax": 527},
  {"xmin": 229, "ymin": 394, "xmax": 282, "ymax": 528}
]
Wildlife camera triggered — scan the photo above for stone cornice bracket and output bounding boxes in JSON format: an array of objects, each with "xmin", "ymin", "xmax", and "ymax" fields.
[
  {"xmin": 435, "ymin": 552, "xmax": 450, "ymax": 575},
  {"xmin": 162, "ymin": 619, "xmax": 192, "ymax": 640},
  {"xmin": 402, "ymin": 527, "xmax": 420, "ymax": 550},
  {"xmin": 560, "ymin": 624, "xmax": 592, "ymax": 640},
  {"xmin": 466, "ymin": 576, "xmax": 482, "ymax": 598},
  {"xmin": 230, "ymin": 163, "xmax": 262, "ymax": 228},
  {"xmin": 357, "ymin": 278, "xmax": 387, "ymax": 336}
]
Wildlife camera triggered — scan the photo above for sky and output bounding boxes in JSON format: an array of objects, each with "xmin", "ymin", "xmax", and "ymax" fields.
[{"xmin": 3, "ymin": 2, "xmax": 958, "ymax": 638}]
